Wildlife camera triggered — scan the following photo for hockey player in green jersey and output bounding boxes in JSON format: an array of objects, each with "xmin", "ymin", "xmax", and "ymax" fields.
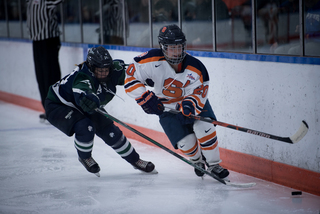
[{"xmin": 45, "ymin": 46, "xmax": 156, "ymax": 177}]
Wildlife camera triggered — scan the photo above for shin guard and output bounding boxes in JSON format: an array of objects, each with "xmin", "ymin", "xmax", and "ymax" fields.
[
  {"xmin": 194, "ymin": 120, "xmax": 221, "ymax": 165},
  {"xmin": 177, "ymin": 134, "xmax": 201, "ymax": 162}
]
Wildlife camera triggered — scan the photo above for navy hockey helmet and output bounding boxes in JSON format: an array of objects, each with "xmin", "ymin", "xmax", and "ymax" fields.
[
  {"xmin": 86, "ymin": 46, "xmax": 113, "ymax": 82},
  {"xmin": 158, "ymin": 24, "xmax": 186, "ymax": 65}
]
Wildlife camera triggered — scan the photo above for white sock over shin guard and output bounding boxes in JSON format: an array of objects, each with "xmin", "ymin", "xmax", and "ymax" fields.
[
  {"xmin": 177, "ymin": 134, "xmax": 201, "ymax": 162},
  {"xmin": 193, "ymin": 120, "xmax": 221, "ymax": 165}
]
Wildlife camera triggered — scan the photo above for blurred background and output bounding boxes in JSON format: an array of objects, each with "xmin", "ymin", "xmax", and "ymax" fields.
[{"xmin": 1, "ymin": 0, "xmax": 319, "ymax": 57}]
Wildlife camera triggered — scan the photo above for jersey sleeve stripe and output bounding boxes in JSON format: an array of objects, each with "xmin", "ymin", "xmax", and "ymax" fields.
[
  {"xmin": 124, "ymin": 76, "xmax": 136, "ymax": 84},
  {"xmin": 138, "ymin": 56, "xmax": 164, "ymax": 64},
  {"xmin": 188, "ymin": 95, "xmax": 205, "ymax": 108},
  {"xmin": 125, "ymin": 82, "xmax": 145, "ymax": 93},
  {"xmin": 184, "ymin": 95, "xmax": 205, "ymax": 114},
  {"xmin": 124, "ymin": 78, "xmax": 140, "ymax": 88},
  {"xmin": 124, "ymin": 77, "xmax": 146, "ymax": 92}
]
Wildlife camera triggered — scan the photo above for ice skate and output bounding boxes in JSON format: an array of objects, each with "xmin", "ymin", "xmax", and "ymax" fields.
[
  {"xmin": 192, "ymin": 154, "xmax": 206, "ymax": 177},
  {"xmin": 207, "ymin": 164, "xmax": 229, "ymax": 181},
  {"xmin": 131, "ymin": 159, "xmax": 158, "ymax": 174},
  {"xmin": 194, "ymin": 161, "xmax": 206, "ymax": 177},
  {"xmin": 39, "ymin": 113, "xmax": 50, "ymax": 124},
  {"xmin": 78, "ymin": 157, "xmax": 100, "ymax": 177}
]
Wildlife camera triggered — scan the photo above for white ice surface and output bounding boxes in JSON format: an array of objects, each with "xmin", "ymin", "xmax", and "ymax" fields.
[{"xmin": 0, "ymin": 101, "xmax": 319, "ymax": 214}]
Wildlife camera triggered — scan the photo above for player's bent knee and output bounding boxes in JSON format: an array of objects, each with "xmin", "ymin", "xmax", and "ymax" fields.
[
  {"xmin": 73, "ymin": 118, "xmax": 95, "ymax": 142},
  {"xmin": 193, "ymin": 120, "xmax": 216, "ymax": 138},
  {"xmin": 96, "ymin": 124, "xmax": 123, "ymax": 146}
]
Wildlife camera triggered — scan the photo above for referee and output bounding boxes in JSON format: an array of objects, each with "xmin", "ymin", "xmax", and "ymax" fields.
[{"xmin": 26, "ymin": 0, "xmax": 63, "ymax": 121}]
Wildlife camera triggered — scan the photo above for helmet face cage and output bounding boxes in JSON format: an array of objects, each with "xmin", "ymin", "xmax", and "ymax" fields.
[
  {"xmin": 158, "ymin": 24, "xmax": 186, "ymax": 65},
  {"xmin": 86, "ymin": 46, "xmax": 113, "ymax": 82},
  {"xmin": 94, "ymin": 67, "xmax": 110, "ymax": 83},
  {"xmin": 160, "ymin": 42, "xmax": 186, "ymax": 65}
]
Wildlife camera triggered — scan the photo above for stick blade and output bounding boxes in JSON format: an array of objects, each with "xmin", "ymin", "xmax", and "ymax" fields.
[
  {"xmin": 225, "ymin": 181, "xmax": 256, "ymax": 188},
  {"xmin": 289, "ymin": 120, "xmax": 309, "ymax": 144}
]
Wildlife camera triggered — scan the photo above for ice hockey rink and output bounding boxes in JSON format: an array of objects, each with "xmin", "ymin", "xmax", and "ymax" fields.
[{"xmin": 0, "ymin": 101, "xmax": 319, "ymax": 214}]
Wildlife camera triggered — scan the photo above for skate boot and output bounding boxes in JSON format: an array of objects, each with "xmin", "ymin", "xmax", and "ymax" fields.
[
  {"xmin": 194, "ymin": 161, "xmax": 206, "ymax": 177},
  {"xmin": 78, "ymin": 157, "xmax": 100, "ymax": 177},
  {"xmin": 207, "ymin": 164, "xmax": 229, "ymax": 180},
  {"xmin": 192, "ymin": 154, "xmax": 206, "ymax": 177},
  {"xmin": 131, "ymin": 159, "xmax": 158, "ymax": 173},
  {"xmin": 39, "ymin": 113, "xmax": 50, "ymax": 124}
]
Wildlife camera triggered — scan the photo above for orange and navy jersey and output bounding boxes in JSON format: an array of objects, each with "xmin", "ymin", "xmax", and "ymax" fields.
[{"xmin": 125, "ymin": 49, "xmax": 210, "ymax": 115}]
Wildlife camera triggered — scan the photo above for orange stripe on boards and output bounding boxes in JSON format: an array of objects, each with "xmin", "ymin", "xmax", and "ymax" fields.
[
  {"xmin": 219, "ymin": 149, "xmax": 320, "ymax": 196},
  {"xmin": 0, "ymin": 90, "xmax": 44, "ymax": 112},
  {"xmin": 1, "ymin": 90, "xmax": 319, "ymax": 197}
]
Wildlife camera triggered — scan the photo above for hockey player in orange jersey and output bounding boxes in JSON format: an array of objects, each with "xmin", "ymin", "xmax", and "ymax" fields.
[{"xmin": 124, "ymin": 24, "xmax": 229, "ymax": 180}]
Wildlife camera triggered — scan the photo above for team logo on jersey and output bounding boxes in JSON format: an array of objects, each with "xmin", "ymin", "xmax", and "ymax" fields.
[
  {"xmin": 187, "ymin": 73, "xmax": 195, "ymax": 80},
  {"xmin": 65, "ymin": 110, "xmax": 74, "ymax": 119},
  {"xmin": 109, "ymin": 132, "xmax": 115, "ymax": 138}
]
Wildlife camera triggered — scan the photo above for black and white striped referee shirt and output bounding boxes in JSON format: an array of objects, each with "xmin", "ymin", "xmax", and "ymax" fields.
[{"xmin": 26, "ymin": 0, "xmax": 63, "ymax": 41}]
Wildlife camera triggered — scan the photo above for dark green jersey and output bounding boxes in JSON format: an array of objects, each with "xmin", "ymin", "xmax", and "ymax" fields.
[{"xmin": 47, "ymin": 60, "xmax": 125, "ymax": 112}]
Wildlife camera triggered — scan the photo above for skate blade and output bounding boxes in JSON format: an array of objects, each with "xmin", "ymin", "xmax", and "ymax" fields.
[
  {"xmin": 94, "ymin": 172, "xmax": 100, "ymax": 177},
  {"xmin": 40, "ymin": 119, "xmax": 50, "ymax": 125},
  {"xmin": 201, "ymin": 174, "xmax": 229, "ymax": 181},
  {"xmin": 135, "ymin": 168, "xmax": 158, "ymax": 174},
  {"xmin": 223, "ymin": 176, "xmax": 230, "ymax": 182},
  {"xmin": 149, "ymin": 169, "xmax": 158, "ymax": 174}
]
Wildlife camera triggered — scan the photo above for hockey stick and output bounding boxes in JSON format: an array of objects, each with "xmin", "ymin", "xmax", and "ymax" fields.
[
  {"xmin": 95, "ymin": 108, "xmax": 256, "ymax": 188},
  {"xmin": 167, "ymin": 108, "xmax": 309, "ymax": 144}
]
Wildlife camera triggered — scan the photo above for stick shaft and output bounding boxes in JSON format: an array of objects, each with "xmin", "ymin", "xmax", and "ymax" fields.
[
  {"xmin": 167, "ymin": 108, "xmax": 294, "ymax": 144},
  {"xmin": 197, "ymin": 116, "xmax": 293, "ymax": 143}
]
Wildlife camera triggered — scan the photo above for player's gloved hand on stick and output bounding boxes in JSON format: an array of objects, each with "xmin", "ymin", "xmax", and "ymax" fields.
[
  {"xmin": 176, "ymin": 100, "xmax": 196, "ymax": 124},
  {"xmin": 136, "ymin": 90, "xmax": 164, "ymax": 115},
  {"xmin": 79, "ymin": 93, "xmax": 100, "ymax": 114}
]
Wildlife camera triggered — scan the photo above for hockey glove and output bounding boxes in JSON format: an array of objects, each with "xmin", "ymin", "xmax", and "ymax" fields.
[
  {"xmin": 136, "ymin": 91, "xmax": 164, "ymax": 115},
  {"xmin": 79, "ymin": 93, "xmax": 100, "ymax": 114},
  {"xmin": 176, "ymin": 100, "xmax": 196, "ymax": 124}
]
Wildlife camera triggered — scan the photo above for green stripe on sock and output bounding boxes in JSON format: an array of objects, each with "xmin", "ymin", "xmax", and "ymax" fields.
[
  {"xmin": 74, "ymin": 141, "xmax": 93, "ymax": 150},
  {"xmin": 117, "ymin": 143, "xmax": 132, "ymax": 155}
]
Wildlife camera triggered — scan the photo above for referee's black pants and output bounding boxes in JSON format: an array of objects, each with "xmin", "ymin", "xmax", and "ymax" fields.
[{"xmin": 32, "ymin": 36, "xmax": 61, "ymax": 109}]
